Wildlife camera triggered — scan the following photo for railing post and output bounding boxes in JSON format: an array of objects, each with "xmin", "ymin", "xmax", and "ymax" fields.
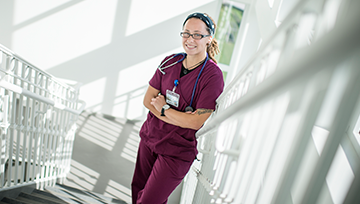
[
  {"xmin": 0, "ymin": 95, "xmax": 9, "ymax": 188},
  {"xmin": 0, "ymin": 43, "xmax": 85, "ymax": 192}
]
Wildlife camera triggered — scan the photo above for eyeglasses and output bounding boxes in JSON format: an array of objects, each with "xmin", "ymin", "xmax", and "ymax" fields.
[{"xmin": 180, "ymin": 32, "xmax": 211, "ymax": 39}]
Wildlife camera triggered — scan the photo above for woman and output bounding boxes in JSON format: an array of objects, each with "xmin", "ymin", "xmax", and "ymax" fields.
[{"xmin": 131, "ymin": 12, "xmax": 224, "ymax": 204}]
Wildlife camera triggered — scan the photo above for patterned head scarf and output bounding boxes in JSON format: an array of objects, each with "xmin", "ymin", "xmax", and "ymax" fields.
[{"xmin": 183, "ymin": 12, "xmax": 215, "ymax": 36}]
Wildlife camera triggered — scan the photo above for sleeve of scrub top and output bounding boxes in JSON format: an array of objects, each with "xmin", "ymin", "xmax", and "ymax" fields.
[
  {"xmin": 195, "ymin": 67, "xmax": 224, "ymax": 110},
  {"xmin": 149, "ymin": 67, "xmax": 162, "ymax": 91}
]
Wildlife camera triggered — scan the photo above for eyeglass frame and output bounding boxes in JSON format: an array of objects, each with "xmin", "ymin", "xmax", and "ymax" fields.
[{"xmin": 180, "ymin": 32, "xmax": 211, "ymax": 39}]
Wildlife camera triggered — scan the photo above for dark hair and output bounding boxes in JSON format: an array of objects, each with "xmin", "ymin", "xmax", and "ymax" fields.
[{"xmin": 183, "ymin": 13, "xmax": 220, "ymax": 64}]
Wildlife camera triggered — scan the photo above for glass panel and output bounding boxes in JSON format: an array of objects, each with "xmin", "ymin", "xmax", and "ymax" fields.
[{"xmin": 215, "ymin": 1, "xmax": 244, "ymax": 65}]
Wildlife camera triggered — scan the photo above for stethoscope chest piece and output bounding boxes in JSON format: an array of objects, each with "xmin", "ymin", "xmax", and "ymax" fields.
[{"xmin": 185, "ymin": 106, "xmax": 194, "ymax": 112}]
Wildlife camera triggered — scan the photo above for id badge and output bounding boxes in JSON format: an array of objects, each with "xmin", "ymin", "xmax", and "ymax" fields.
[{"xmin": 166, "ymin": 89, "xmax": 180, "ymax": 107}]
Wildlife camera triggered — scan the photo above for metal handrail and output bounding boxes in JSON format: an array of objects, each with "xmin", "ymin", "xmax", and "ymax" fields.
[
  {"xmin": 0, "ymin": 43, "xmax": 85, "ymax": 192},
  {"xmin": 181, "ymin": 0, "xmax": 360, "ymax": 203},
  {"xmin": 196, "ymin": 4, "xmax": 360, "ymax": 138},
  {"xmin": 0, "ymin": 44, "xmax": 76, "ymax": 92},
  {"xmin": 0, "ymin": 80, "xmax": 85, "ymax": 115}
]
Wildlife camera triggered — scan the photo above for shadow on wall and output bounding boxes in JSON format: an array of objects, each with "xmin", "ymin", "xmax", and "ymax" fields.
[{"xmin": 0, "ymin": 0, "xmax": 220, "ymax": 120}]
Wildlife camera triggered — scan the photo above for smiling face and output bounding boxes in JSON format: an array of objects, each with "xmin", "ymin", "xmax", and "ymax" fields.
[{"xmin": 182, "ymin": 18, "xmax": 212, "ymax": 59}]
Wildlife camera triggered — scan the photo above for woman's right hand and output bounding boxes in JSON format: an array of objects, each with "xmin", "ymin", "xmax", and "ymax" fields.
[{"xmin": 150, "ymin": 94, "xmax": 166, "ymax": 113}]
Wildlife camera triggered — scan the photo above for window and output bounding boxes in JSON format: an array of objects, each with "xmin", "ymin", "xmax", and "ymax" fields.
[{"xmin": 215, "ymin": 1, "xmax": 244, "ymax": 65}]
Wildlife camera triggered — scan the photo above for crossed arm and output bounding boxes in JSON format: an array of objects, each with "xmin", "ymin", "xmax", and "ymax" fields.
[{"xmin": 143, "ymin": 85, "xmax": 213, "ymax": 130}]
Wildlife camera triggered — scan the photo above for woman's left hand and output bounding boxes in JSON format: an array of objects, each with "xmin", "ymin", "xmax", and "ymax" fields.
[{"xmin": 150, "ymin": 94, "xmax": 166, "ymax": 112}]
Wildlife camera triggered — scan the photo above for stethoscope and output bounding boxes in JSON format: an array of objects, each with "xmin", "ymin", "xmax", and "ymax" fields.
[
  {"xmin": 158, "ymin": 52, "xmax": 209, "ymax": 112},
  {"xmin": 158, "ymin": 53, "xmax": 186, "ymax": 75}
]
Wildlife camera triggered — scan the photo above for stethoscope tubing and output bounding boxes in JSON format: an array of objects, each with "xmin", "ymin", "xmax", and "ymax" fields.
[
  {"xmin": 157, "ymin": 52, "xmax": 208, "ymax": 111},
  {"xmin": 157, "ymin": 53, "xmax": 186, "ymax": 74},
  {"xmin": 189, "ymin": 54, "xmax": 208, "ymax": 108}
]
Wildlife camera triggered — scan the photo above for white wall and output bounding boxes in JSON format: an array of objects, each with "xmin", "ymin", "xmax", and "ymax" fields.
[{"xmin": 0, "ymin": 0, "xmax": 221, "ymax": 120}]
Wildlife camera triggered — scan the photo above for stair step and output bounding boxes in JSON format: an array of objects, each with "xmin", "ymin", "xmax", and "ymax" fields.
[
  {"xmin": 11, "ymin": 196, "xmax": 44, "ymax": 204},
  {"xmin": 30, "ymin": 190, "xmax": 68, "ymax": 204},
  {"xmin": 45, "ymin": 186, "xmax": 105, "ymax": 204},
  {"xmin": 1, "ymin": 184, "xmax": 128, "ymax": 204},
  {"xmin": 1, "ymin": 197, "xmax": 26, "ymax": 204},
  {"xmin": 36, "ymin": 189, "xmax": 82, "ymax": 204},
  {"xmin": 18, "ymin": 192, "xmax": 66, "ymax": 204},
  {"xmin": 84, "ymin": 192, "xmax": 127, "ymax": 204},
  {"xmin": 48, "ymin": 184, "xmax": 127, "ymax": 204}
]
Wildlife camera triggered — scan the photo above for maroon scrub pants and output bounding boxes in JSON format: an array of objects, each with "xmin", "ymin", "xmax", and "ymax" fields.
[{"xmin": 131, "ymin": 140, "xmax": 193, "ymax": 204}]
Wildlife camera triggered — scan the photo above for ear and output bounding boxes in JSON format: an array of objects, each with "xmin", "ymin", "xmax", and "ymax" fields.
[{"xmin": 208, "ymin": 36, "xmax": 213, "ymax": 45}]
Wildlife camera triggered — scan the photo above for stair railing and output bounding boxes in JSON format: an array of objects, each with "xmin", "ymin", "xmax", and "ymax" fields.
[
  {"xmin": 180, "ymin": 0, "xmax": 360, "ymax": 203},
  {"xmin": 0, "ymin": 43, "xmax": 85, "ymax": 191}
]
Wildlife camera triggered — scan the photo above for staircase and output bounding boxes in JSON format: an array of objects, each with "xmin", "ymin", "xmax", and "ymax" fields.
[
  {"xmin": 0, "ymin": 43, "xmax": 115, "ymax": 203},
  {"xmin": 0, "ymin": 183, "xmax": 127, "ymax": 204}
]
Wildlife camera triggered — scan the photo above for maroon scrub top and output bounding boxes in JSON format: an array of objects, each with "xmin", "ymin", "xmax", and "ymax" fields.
[{"xmin": 139, "ymin": 53, "xmax": 224, "ymax": 161}]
